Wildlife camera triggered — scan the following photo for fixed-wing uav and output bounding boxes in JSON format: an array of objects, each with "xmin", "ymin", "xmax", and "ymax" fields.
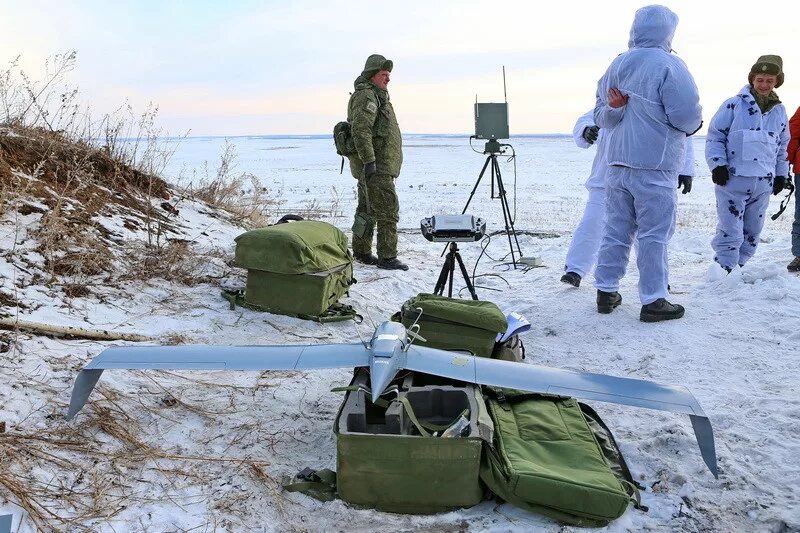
[{"xmin": 67, "ymin": 321, "xmax": 717, "ymax": 477}]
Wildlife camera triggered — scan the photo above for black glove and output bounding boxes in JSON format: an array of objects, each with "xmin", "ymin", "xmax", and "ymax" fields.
[
  {"xmin": 772, "ymin": 176, "xmax": 788, "ymax": 195},
  {"xmin": 678, "ymin": 175, "xmax": 692, "ymax": 194},
  {"xmin": 711, "ymin": 166, "xmax": 729, "ymax": 186},
  {"xmin": 363, "ymin": 161, "xmax": 377, "ymax": 179},
  {"xmin": 582, "ymin": 125, "xmax": 599, "ymax": 145}
]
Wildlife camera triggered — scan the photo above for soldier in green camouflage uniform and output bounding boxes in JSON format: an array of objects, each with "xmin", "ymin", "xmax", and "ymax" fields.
[{"xmin": 347, "ymin": 54, "xmax": 407, "ymax": 270}]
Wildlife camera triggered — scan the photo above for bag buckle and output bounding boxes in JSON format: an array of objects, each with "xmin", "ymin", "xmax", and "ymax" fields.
[{"xmin": 296, "ymin": 467, "xmax": 319, "ymax": 482}]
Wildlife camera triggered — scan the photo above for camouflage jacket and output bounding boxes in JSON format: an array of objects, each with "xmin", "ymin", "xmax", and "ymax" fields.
[{"xmin": 347, "ymin": 77, "xmax": 403, "ymax": 178}]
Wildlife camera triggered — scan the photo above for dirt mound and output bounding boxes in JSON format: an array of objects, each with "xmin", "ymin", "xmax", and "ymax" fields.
[
  {"xmin": 0, "ymin": 125, "xmax": 170, "ymax": 209},
  {"xmin": 0, "ymin": 125, "xmax": 187, "ymax": 285}
]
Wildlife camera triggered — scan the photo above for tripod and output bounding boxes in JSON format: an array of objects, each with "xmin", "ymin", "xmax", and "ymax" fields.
[
  {"xmin": 434, "ymin": 242, "xmax": 478, "ymax": 300},
  {"xmin": 459, "ymin": 141, "xmax": 523, "ymax": 268}
]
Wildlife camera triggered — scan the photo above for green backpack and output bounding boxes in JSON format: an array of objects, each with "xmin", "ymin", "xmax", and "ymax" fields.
[
  {"xmin": 480, "ymin": 388, "xmax": 641, "ymax": 527},
  {"xmin": 396, "ymin": 293, "xmax": 508, "ymax": 358},
  {"xmin": 225, "ymin": 217, "xmax": 357, "ymax": 321},
  {"xmin": 333, "ymin": 121, "xmax": 357, "ymax": 158}
]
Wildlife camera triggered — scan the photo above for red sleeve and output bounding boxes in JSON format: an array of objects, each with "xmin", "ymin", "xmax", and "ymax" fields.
[{"xmin": 788, "ymin": 107, "xmax": 800, "ymax": 168}]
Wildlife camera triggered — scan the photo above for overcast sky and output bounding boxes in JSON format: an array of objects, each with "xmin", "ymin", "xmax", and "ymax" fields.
[{"xmin": 2, "ymin": 0, "xmax": 799, "ymax": 136}]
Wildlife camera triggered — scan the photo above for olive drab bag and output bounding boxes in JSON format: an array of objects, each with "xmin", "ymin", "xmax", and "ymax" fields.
[
  {"xmin": 396, "ymin": 293, "xmax": 508, "ymax": 357},
  {"xmin": 225, "ymin": 217, "xmax": 357, "ymax": 321},
  {"xmin": 333, "ymin": 91, "xmax": 383, "ymax": 173},
  {"xmin": 332, "ymin": 369, "xmax": 490, "ymax": 514},
  {"xmin": 480, "ymin": 388, "xmax": 641, "ymax": 527},
  {"xmin": 333, "ymin": 121, "xmax": 357, "ymax": 159}
]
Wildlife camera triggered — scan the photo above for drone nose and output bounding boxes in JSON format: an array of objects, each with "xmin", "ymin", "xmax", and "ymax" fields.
[{"xmin": 370, "ymin": 360, "xmax": 394, "ymax": 404}]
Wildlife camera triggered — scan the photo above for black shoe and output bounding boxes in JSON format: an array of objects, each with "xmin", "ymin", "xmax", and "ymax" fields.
[
  {"xmin": 597, "ymin": 290, "xmax": 622, "ymax": 314},
  {"xmin": 640, "ymin": 298, "xmax": 685, "ymax": 322},
  {"xmin": 353, "ymin": 252, "xmax": 379, "ymax": 265},
  {"xmin": 560, "ymin": 271, "xmax": 581, "ymax": 287},
  {"xmin": 377, "ymin": 257, "xmax": 409, "ymax": 271},
  {"xmin": 788, "ymin": 257, "xmax": 800, "ymax": 272}
]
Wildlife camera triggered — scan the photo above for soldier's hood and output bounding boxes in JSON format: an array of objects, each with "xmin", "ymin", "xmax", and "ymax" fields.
[
  {"xmin": 354, "ymin": 76, "xmax": 373, "ymax": 90},
  {"xmin": 627, "ymin": 4, "xmax": 677, "ymax": 52}
]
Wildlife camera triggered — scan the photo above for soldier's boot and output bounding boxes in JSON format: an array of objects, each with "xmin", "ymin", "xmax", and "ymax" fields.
[
  {"xmin": 377, "ymin": 257, "xmax": 409, "ymax": 271},
  {"xmin": 353, "ymin": 252, "xmax": 379, "ymax": 265},
  {"xmin": 787, "ymin": 256, "xmax": 800, "ymax": 272},
  {"xmin": 640, "ymin": 298, "xmax": 685, "ymax": 322},
  {"xmin": 597, "ymin": 290, "xmax": 622, "ymax": 314},
  {"xmin": 560, "ymin": 271, "xmax": 581, "ymax": 287}
]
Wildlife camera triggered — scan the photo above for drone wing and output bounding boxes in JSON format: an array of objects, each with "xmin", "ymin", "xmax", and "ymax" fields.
[
  {"xmin": 66, "ymin": 343, "xmax": 369, "ymax": 420},
  {"xmin": 404, "ymin": 345, "xmax": 718, "ymax": 477}
]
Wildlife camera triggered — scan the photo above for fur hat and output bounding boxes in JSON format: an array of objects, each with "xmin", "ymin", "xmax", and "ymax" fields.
[
  {"xmin": 361, "ymin": 54, "xmax": 393, "ymax": 80},
  {"xmin": 748, "ymin": 55, "xmax": 784, "ymax": 88}
]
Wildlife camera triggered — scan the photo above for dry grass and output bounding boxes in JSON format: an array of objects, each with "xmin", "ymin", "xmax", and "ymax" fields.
[
  {"xmin": 0, "ymin": 382, "xmax": 287, "ymax": 532},
  {"xmin": 179, "ymin": 139, "xmax": 281, "ymax": 229}
]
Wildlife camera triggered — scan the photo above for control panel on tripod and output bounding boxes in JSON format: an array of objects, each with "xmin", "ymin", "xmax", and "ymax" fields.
[
  {"xmin": 421, "ymin": 214, "xmax": 484, "ymax": 300},
  {"xmin": 420, "ymin": 215, "xmax": 486, "ymax": 243}
]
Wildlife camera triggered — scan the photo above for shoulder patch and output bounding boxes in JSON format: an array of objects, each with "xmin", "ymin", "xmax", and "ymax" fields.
[{"xmin": 365, "ymin": 101, "xmax": 378, "ymax": 114}]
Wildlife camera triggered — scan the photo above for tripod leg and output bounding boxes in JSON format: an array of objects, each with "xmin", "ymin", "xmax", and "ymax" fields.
[
  {"xmin": 463, "ymin": 156, "xmax": 492, "ymax": 215},
  {"xmin": 454, "ymin": 252, "xmax": 479, "ymax": 300},
  {"xmin": 492, "ymin": 156, "xmax": 522, "ymax": 267},
  {"xmin": 434, "ymin": 252, "xmax": 454, "ymax": 296},
  {"xmin": 444, "ymin": 156, "xmax": 493, "ymax": 257},
  {"xmin": 492, "ymin": 159, "xmax": 523, "ymax": 256},
  {"xmin": 447, "ymin": 250, "xmax": 456, "ymax": 298}
]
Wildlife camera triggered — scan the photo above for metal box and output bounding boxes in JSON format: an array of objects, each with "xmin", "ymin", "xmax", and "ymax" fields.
[{"xmin": 474, "ymin": 102, "xmax": 509, "ymax": 140}]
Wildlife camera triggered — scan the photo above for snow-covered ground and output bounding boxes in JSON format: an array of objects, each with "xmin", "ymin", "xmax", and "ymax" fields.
[{"xmin": 1, "ymin": 134, "xmax": 798, "ymax": 532}]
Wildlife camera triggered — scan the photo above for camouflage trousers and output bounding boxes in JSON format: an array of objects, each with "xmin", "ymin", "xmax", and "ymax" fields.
[{"xmin": 352, "ymin": 174, "xmax": 399, "ymax": 259}]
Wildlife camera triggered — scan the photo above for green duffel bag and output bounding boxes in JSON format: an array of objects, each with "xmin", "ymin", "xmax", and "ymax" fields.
[
  {"xmin": 333, "ymin": 369, "xmax": 490, "ymax": 514},
  {"xmin": 398, "ymin": 293, "xmax": 507, "ymax": 357},
  {"xmin": 480, "ymin": 388, "xmax": 640, "ymax": 527},
  {"xmin": 233, "ymin": 218, "xmax": 355, "ymax": 317}
]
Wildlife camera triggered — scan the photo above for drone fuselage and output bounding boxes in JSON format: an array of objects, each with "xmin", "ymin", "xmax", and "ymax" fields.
[{"xmin": 368, "ymin": 322, "xmax": 408, "ymax": 402}]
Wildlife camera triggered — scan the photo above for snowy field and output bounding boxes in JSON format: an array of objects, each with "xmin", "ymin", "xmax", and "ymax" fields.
[{"xmin": 1, "ymin": 134, "xmax": 798, "ymax": 532}]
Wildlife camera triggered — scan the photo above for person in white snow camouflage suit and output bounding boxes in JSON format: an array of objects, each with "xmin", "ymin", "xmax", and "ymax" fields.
[
  {"xmin": 592, "ymin": 5, "xmax": 702, "ymax": 322},
  {"xmin": 706, "ymin": 55, "xmax": 791, "ymax": 273},
  {"xmin": 560, "ymin": 109, "xmax": 695, "ymax": 288}
]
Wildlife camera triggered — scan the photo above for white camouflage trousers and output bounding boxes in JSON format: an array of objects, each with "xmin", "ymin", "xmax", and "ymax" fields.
[
  {"xmin": 564, "ymin": 187, "xmax": 606, "ymax": 278},
  {"xmin": 594, "ymin": 166, "xmax": 677, "ymax": 305},
  {"xmin": 711, "ymin": 175, "xmax": 772, "ymax": 269}
]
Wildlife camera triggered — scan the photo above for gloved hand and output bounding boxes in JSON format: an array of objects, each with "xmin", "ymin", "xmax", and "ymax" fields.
[
  {"xmin": 582, "ymin": 125, "xmax": 599, "ymax": 145},
  {"xmin": 363, "ymin": 161, "xmax": 377, "ymax": 179},
  {"xmin": 711, "ymin": 166, "xmax": 729, "ymax": 186},
  {"xmin": 678, "ymin": 175, "xmax": 692, "ymax": 194},
  {"xmin": 772, "ymin": 175, "xmax": 788, "ymax": 195}
]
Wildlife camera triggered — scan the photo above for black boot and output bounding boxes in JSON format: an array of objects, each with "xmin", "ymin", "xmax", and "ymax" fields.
[
  {"xmin": 560, "ymin": 271, "xmax": 581, "ymax": 287},
  {"xmin": 597, "ymin": 290, "xmax": 622, "ymax": 314},
  {"xmin": 377, "ymin": 257, "xmax": 409, "ymax": 271},
  {"xmin": 353, "ymin": 252, "xmax": 379, "ymax": 265},
  {"xmin": 640, "ymin": 298, "xmax": 685, "ymax": 322},
  {"xmin": 788, "ymin": 256, "xmax": 800, "ymax": 272}
]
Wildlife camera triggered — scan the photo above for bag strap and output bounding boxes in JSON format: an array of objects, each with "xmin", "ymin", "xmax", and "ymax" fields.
[
  {"xmin": 331, "ymin": 384, "xmax": 397, "ymax": 408},
  {"xmin": 771, "ymin": 179, "xmax": 795, "ymax": 220},
  {"xmin": 394, "ymin": 396, "xmax": 469, "ymax": 437},
  {"xmin": 298, "ymin": 303, "xmax": 363, "ymax": 324},
  {"xmin": 281, "ymin": 467, "xmax": 337, "ymax": 502},
  {"xmin": 220, "ymin": 291, "xmax": 362, "ymax": 324},
  {"xmin": 276, "ymin": 214, "xmax": 304, "ymax": 224},
  {"xmin": 579, "ymin": 402, "xmax": 647, "ymax": 511}
]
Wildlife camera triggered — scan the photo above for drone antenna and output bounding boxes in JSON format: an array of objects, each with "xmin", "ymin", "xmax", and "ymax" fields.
[
  {"xmin": 352, "ymin": 319, "xmax": 368, "ymax": 348},
  {"xmin": 365, "ymin": 306, "xmax": 377, "ymax": 330},
  {"xmin": 503, "ymin": 65, "xmax": 507, "ymax": 103},
  {"xmin": 403, "ymin": 307, "xmax": 427, "ymax": 351}
]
